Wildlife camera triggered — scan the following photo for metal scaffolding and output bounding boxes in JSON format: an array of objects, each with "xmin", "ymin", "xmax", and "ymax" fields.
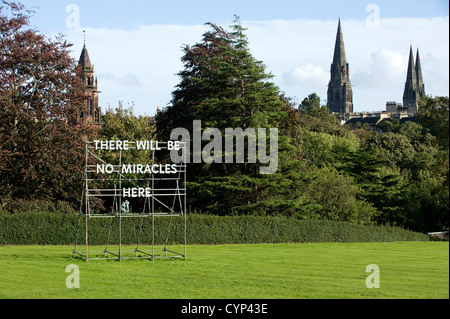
[{"xmin": 73, "ymin": 141, "xmax": 187, "ymax": 261}]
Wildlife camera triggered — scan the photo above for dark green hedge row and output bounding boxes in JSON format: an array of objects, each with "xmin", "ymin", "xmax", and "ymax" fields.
[{"xmin": 0, "ymin": 213, "xmax": 430, "ymax": 245}]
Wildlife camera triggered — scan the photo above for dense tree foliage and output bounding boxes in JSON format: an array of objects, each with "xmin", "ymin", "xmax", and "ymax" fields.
[
  {"xmin": 99, "ymin": 102, "xmax": 155, "ymax": 167},
  {"xmin": 0, "ymin": 2, "xmax": 96, "ymax": 208},
  {"xmin": 367, "ymin": 97, "xmax": 449, "ymax": 232}
]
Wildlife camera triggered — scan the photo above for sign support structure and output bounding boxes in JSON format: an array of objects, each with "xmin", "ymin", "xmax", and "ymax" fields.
[{"xmin": 73, "ymin": 141, "xmax": 187, "ymax": 261}]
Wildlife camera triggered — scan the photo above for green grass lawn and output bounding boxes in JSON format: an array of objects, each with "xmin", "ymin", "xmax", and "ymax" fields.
[{"xmin": 0, "ymin": 242, "xmax": 448, "ymax": 299}]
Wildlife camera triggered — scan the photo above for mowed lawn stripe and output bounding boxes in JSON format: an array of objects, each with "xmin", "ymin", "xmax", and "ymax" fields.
[{"xmin": 0, "ymin": 242, "xmax": 447, "ymax": 299}]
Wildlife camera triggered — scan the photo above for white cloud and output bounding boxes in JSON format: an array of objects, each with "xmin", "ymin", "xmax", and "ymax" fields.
[
  {"xmin": 352, "ymin": 49, "xmax": 407, "ymax": 89},
  {"xmin": 282, "ymin": 63, "xmax": 328, "ymax": 89},
  {"xmin": 99, "ymin": 73, "xmax": 143, "ymax": 88}
]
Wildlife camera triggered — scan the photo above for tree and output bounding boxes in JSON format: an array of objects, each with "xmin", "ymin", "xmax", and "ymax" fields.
[
  {"xmin": 157, "ymin": 17, "xmax": 286, "ymax": 137},
  {"xmin": 366, "ymin": 113, "xmax": 449, "ymax": 232},
  {"xmin": 99, "ymin": 102, "xmax": 155, "ymax": 174},
  {"xmin": 156, "ymin": 17, "xmax": 299, "ymax": 215},
  {"xmin": 100, "ymin": 102, "xmax": 155, "ymax": 157},
  {"xmin": 417, "ymin": 96, "xmax": 449, "ymax": 150},
  {"xmin": 299, "ymin": 93, "xmax": 330, "ymax": 120},
  {"xmin": 305, "ymin": 166, "xmax": 378, "ymax": 223},
  {"xmin": 415, "ymin": 97, "xmax": 449, "ymax": 231},
  {"xmin": 93, "ymin": 102, "xmax": 156, "ymax": 213},
  {"xmin": 369, "ymin": 132, "xmax": 416, "ymax": 171},
  {"xmin": 0, "ymin": 2, "xmax": 96, "ymax": 207},
  {"xmin": 298, "ymin": 93, "xmax": 340, "ymax": 135}
]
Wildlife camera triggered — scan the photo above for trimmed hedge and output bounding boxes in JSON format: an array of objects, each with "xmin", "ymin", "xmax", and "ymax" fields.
[{"xmin": 0, "ymin": 213, "xmax": 430, "ymax": 245}]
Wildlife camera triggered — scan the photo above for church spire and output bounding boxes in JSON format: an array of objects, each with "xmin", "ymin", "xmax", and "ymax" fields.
[
  {"xmin": 415, "ymin": 48, "xmax": 425, "ymax": 97},
  {"xmin": 405, "ymin": 46, "xmax": 417, "ymax": 89},
  {"xmin": 403, "ymin": 46, "xmax": 421, "ymax": 113},
  {"xmin": 78, "ymin": 42, "xmax": 92, "ymax": 69},
  {"xmin": 332, "ymin": 19, "xmax": 347, "ymax": 68},
  {"xmin": 327, "ymin": 19, "xmax": 353, "ymax": 114}
]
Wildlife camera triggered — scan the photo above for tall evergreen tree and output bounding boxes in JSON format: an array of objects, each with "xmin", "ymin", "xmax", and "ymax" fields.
[{"xmin": 156, "ymin": 17, "xmax": 301, "ymax": 215}]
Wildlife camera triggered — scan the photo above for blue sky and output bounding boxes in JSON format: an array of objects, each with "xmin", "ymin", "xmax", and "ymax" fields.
[
  {"xmin": 15, "ymin": 0, "xmax": 450, "ymax": 116},
  {"xmin": 23, "ymin": 0, "xmax": 449, "ymax": 29}
]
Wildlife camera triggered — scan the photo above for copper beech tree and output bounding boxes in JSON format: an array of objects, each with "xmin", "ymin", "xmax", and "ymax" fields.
[{"xmin": 0, "ymin": 1, "xmax": 97, "ymax": 207}]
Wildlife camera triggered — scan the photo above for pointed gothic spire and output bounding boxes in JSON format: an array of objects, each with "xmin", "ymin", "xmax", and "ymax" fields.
[
  {"xmin": 415, "ymin": 48, "xmax": 425, "ymax": 97},
  {"xmin": 403, "ymin": 46, "xmax": 420, "ymax": 111},
  {"xmin": 332, "ymin": 19, "xmax": 347, "ymax": 67},
  {"xmin": 78, "ymin": 43, "xmax": 92, "ymax": 69},
  {"xmin": 327, "ymin": 19, "xmax": 353, "ymax": 114},
  {"xmin": 75, "ymin": 39, "xmax": 101, "ymax": 126},
  {"xmin": 405, "ymin": 45, "xmax": 417, "ymax": 88}
]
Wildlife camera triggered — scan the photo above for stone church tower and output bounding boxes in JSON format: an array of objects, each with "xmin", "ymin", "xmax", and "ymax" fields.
[
  {"xmin": 76, "ymin": 42, "xmax": 101, "ymax": 125},
  {"xmin": 327, "ymin": 19, "xmax": 353, "ymax": 114},
  {"xmin": 403, "ymin": 46, "xmax": 425, "ymax": 113}
]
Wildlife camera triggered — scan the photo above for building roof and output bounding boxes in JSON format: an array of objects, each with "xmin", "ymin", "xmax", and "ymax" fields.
[
  {"xmin": 346, "ymin": 116, "xmax": 381, "ymax": 126},
  {"xmin": 78, "ymin": 44, "xmax": 92, "ymax": 69}
]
